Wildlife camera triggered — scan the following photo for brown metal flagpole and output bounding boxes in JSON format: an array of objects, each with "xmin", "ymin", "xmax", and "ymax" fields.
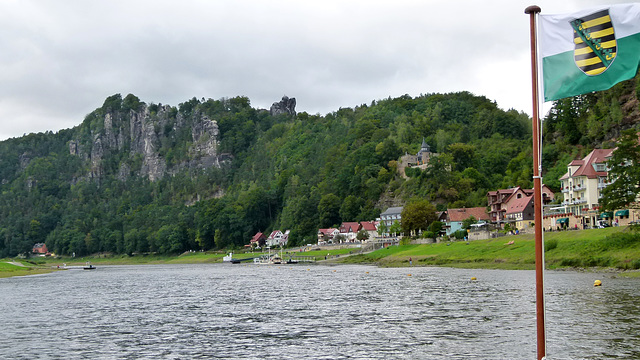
[{"xmin": 525, "ymin": 5, "xmax": 546, "ymax": 360}]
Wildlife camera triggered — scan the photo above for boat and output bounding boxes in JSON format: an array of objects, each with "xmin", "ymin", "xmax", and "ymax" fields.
[
  {"xmin": 83, "ymin": 262, "xmax": 96, "ymax": 270},
  {"xmin": 222, "ymin": 253, "xmax": 234, "ymax": 262}
]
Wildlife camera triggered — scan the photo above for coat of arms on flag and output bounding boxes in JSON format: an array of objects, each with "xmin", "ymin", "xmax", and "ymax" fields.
[{"xmin": 570, "ymin": 9, "xmax": 617, "ymax": 76}]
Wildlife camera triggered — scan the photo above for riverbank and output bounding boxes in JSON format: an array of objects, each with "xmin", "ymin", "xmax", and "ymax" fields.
[
  {"xmin": 3, "ymin": 226, "xmax": 639, "ymax": 278},
  {"xmin": 335, "ymin": 227, "xmax": 640, "ymax": 276},
  {"xmin": 0, "ymin": 261, "xmax": 61, "ymax": 278},
  {"xmin": 0, "ymin": 247, "xmax": 360, "ymax": 277}
]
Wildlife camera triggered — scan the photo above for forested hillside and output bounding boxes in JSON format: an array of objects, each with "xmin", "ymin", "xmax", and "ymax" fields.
[{"xmin": 1, "ymin": 75, "xmax": 639, "ymax": 257}]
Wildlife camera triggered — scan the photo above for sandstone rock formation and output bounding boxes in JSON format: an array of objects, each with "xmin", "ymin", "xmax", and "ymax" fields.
[{"xmin": 270, "ymin": 96, "xmax": 296, "ymax": 116}]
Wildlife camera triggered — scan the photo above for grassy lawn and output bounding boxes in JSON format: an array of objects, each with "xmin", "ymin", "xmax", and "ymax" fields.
[
  {"xmin": 339, "ymin": 226, "xmax": 640, "ymax": 270},
  {"xmin": 0, "ymin": 261, "xmax": 59, "ymax": 278}
]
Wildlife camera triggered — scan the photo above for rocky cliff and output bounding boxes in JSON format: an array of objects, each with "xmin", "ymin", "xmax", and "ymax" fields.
[
  {"xmin": 270, "ymin": 96, "xmax": 296, "ymax": 116},
  {"xmin": 69, "ymin": 96, "xmax": 229, "ymax": 182}
]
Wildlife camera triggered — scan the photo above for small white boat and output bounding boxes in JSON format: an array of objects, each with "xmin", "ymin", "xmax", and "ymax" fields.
[{"xmin": 222, "ymin": 253, "xmax": 234, "ymax": 262}]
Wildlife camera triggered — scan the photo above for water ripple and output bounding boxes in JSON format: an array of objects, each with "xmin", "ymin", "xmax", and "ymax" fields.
[{"xmin": 1, "ymin": 264, "xmax": 639, "ymax": 359}]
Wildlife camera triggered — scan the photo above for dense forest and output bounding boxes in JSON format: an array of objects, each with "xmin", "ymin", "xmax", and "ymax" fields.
[{"xmin": 1, "ymin": 73, "xmax": 639, "ymax": 257}]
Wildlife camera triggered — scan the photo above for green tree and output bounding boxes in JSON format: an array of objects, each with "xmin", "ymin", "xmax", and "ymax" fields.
[
  {"xmin": 356, "ymin": 229, "xmax": 369, "ymax": 241},
  {"xmin": 447, "ymin": 143, "xmax": 476, "ymax": 171},
  {"xmin": 601, "ymin": 129, "xmax": 640, "ymax": 211},
  {"xmin": 429, "ymin": 221, "xmax": 443, "ymax": 235},
  {"xmin": 375, "ymin": 138, "xmax": 401, "ymax": 165},
  {"xmin": 318, "ymin": 193, "xmax": 341, "ymax": 228},
  {"xmin": 401, "ymin": 199, "xmax": 437, "ymax": 236},
  {"xmin": 461, "ymin": 216, "xmax": 478, "ymax": 230},
  {"xmin": 389, "ymin": 221, "xmax": 402, "ymax": 237},
  {"xmin": 27, "ymin": 220, "xmax": 45, "ymax": 245},
  {"xmin": 340, "ymin": 195, "xmax": 364, "ymax": 221},
  {"xmin": 377, "ymin": 222, "xmax": 389, "ymax": 236}
]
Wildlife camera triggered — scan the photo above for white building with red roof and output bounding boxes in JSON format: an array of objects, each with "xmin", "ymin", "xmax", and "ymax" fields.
[
  {"xmin": 317, "ymin": 228, "xmax": 339, "ymax": 244},
  {"xmin": 359, "ymin": 221, "xmax": 378, "ymax": 240},
  {"xmin": 266, "ymin": 230, "xmax": 289, "ymax": 247},
  {"xmin": 339, "ymin": 222, "xmax": 362, "ymax": 242},
  {"xmin": 557, "ymin": 148, "xmax": 614, "ymax": 227}
]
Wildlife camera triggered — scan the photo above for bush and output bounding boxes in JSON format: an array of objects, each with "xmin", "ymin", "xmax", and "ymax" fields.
[
  {"xmin": 544, "ymin": 238, "xmax": 558, "ymax": 252},
  {"xmin": 582, "ymin": 256, "xmax": 612, "ymax": 267},
  {"xmin": 422, "ymin": 231, "xmax": 435, "ymax": 239},
  {"xmin": 453, "ymin": 230, "xmax": 467, "ymax": 240},
  {"xmin": 559, "ymin": 258, "xmax": 581, "ymax": 267},
  {"xmin": 597, "ymin": 232, "xmax": 640, "ymax": 251}
]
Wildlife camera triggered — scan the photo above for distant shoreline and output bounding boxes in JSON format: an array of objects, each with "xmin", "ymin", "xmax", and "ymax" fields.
[{"xmin": 3, "ymin": 226, "xmax": 639, "ymax": 278}]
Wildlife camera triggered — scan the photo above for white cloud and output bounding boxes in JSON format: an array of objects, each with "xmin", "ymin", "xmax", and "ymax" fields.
[{"xmin": 0, "ymin": 0, "xmax": 631, "ymax": 140}]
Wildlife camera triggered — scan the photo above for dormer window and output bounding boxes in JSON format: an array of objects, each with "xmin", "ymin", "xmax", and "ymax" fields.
[{"xmin": 594, "ymin": 163, "xmax": 606, "ymax": 172}]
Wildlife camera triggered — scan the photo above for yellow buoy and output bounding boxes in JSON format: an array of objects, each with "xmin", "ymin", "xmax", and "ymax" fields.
[
  {"xmin": 471, "ymin": 277, "xmax": 477, "ymax": 281},
  {"xmin": 333, "ymin": 270, "xmax": 336, "ymax": 272},
  {"xmin": 407, "ymin": 274, "xmax": 412, "ymax": 276},
  {"xmin": 365, "ymin": 271, "xmax": 369, "ymax": 274},
  {"xmin": 594, "ymin": 279, "xmax": 602, "ymax": 287}
]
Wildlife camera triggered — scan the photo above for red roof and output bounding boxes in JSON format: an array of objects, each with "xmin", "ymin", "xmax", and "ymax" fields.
[
  {"xmin": 447, "ymin": 207, "xmax": 490, "ymax": 222},
  {"xmin": 359, "ymin": 221, "xmax": 377, "ymax": 231},
  {"xmin": 505, "ymin": 195, "xmax": 533, "ymax": 215},
  {"xmin": 339, "ymin": 222, "xmax": 361, "ymax": 233},
  {"xmin": 560, "ymin": 149, "xmax": 614, "ymax": 180},
  {"xmin": 318, "ymin": 228, "xmax": 338, "ymax": 235},
  {"xmin": 250, "ymin": 232, "xmax": 265, "ymax": 243}
]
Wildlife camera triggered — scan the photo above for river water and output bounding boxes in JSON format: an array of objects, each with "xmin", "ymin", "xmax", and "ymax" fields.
[{"xmin": 0, "ymin": 264, "xmax": 638, "ymax": 359}]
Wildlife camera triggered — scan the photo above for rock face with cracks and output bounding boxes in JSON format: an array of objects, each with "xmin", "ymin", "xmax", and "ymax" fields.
[
  {"xmin": 68, "ymin": 101, "xmax": 228, "ymax": 183},
  {"xmin": 270, "ymin": 96, "xmax": 296, "ymax": 117}
]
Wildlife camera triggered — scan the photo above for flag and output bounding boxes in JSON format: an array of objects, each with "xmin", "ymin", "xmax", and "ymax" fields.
[{"xmin": 540, "ymin": 3, "xmax": 640, "ymax": 101}]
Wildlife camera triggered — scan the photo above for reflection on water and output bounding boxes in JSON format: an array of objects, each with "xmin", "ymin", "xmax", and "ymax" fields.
[{"xmin": 0, "ymin": 264, "xmax": 638, "ymax": 359}]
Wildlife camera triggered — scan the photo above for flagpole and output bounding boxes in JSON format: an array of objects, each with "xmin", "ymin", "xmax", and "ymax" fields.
[{"xmin": 525, "ymin": 5, "xmax": 546, "ymax": 360}]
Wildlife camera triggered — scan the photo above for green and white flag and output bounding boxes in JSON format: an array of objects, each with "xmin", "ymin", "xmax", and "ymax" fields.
[{"xmin": 540, "ymin": 3, "xmax": 640, "ymax": 101}]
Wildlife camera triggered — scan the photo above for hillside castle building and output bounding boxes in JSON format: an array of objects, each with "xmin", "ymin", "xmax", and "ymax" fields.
[{"xmin": 398, "ymin": 138, "xmax": 437, "ymax": 178}]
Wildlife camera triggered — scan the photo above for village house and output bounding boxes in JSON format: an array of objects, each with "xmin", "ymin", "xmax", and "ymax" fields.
[
  {"xmin": 544, "ymin": 148, "xmax": 640, "ymax": 229},
  {"xmin": 339, "ymin": 222, "xmax": 362, "ymax": 242},
  {"xmin": 250, "ymin": 232, "xmax": 267, "ymax": 248},
  {"xmin": 359, "ymin": 221, "xmax": 378, "ymax": 240},
  {"xmin": 379, "ymin": 206, "xmax": 403, "ymax": 228},
  {"xmin": 446, "ymin": 207, "xmax": 490, "ymax": 236},
  {"xmin": 317, "ymin": 228, "xmax": 339, "ymax": 244},
  {"xmin": 504, "ymin": 194, "xmax": 535, "ymax": 230},
  {"xmin": 32, "ymin": 243, "xmax": 48, "ymax": 255},
  {"xmin": 266, "ymin": 230, "xmax": 290, "ymax": 247},
  {"xmin": 487, "ymin": 185, "xmax": 554, "ymax": 225}
]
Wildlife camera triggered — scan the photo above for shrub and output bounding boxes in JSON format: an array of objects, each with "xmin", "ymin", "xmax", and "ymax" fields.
[
  {"xmin": 544, "ymin": 238, "xmax": 558, "ymax": 252},
  {"xmin": 598, "ymin": 232, "xmax": 640, "ymax": 251},
  {"xmin": 559, "ymin": 258, "xmax": 581, "ymax": 267},
  {"xmin": 422, "ymin": 231, "xmax": 435, "ymax": 239},
  {"xmin": 453, "ymin": 230, "xmax": 467, "ymax": 240}
]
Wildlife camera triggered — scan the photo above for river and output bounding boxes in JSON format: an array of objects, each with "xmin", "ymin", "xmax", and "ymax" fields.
[{"xmin": 0, "ymin": 264, "xmax": 638, "ymax": 359}]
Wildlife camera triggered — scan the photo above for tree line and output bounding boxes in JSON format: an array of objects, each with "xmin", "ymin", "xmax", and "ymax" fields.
[{"xmin": 1, "ymin": 78, "xmax": 639, "ymax": 257}]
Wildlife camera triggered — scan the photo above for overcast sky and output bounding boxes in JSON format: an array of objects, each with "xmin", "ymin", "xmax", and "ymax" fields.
[{"xmin": 0, "ymin": 0, "xmax": 628, "ymax": 140}]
